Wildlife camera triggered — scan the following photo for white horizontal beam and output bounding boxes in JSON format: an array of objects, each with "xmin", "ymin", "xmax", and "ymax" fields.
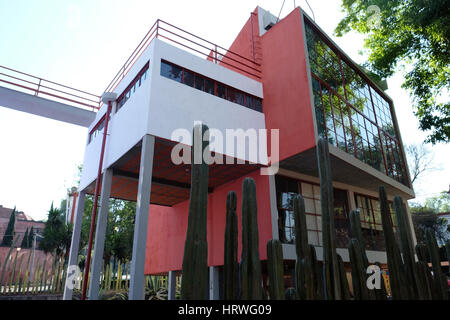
[{"xmin": 0, "ymin": 86, "xmax": 96, "ymax": 127}]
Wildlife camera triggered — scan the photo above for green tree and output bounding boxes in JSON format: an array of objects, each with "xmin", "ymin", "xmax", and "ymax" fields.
[
  {"xmin": 1, "ymin": 207, "xmax": 16, "ymax": 246},
  {"xmin": 21, "ymin": 228, "xmax": 29, "ymax": 248},
  {"xmin": 39, "ymin": 203, "xmax": 73, "ymax": 260},
  {"xmin": 335, "ymin": 0, "xmax": 450, "ymax": 143},
  {"xmin": 411, "ymin": 207, "xmax": 448, "ymax": 244},
  {"xmin": 28, "ymin": 226, "xmax": 34, "ymax": 248},
  {"xmin": 422, "ymin": 191, "xmax": 450, "ymax": 213},
  {"xmin": 78, "ymin": 195, "xmax": 136, "ymax": 263}
]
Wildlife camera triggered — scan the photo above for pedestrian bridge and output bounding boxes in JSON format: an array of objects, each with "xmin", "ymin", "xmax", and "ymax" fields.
[{"xmin": 0, "ymin": 65, "xmax": 98, "ymax": 127}]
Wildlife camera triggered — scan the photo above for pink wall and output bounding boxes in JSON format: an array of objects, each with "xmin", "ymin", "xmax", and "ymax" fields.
[
  {"xmin": 260, "ymin": 8, "xmax": 316, "ymax": 161},
  {"xmin": 145, "ymin": 170, "xmax": 272, "ymax": 275}
]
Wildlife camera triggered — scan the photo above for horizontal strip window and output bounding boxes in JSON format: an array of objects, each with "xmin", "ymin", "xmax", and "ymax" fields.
[
  {"xmin": 116, "ymin": 62, "xmax": 150, "ymax": 112},
  {"xmin": 88, "ymin": 111, "xmax": 111, "ymax": 144},
  {"xmin": 160, "ymin": 60, "xmax": 262, "ymax": 112}
]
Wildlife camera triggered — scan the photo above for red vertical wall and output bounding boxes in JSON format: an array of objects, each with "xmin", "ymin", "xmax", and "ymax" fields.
[
  {"xmin": 221, "ymin": 8, "xmax": 316, "ymax": 162},
  {"xmin": 260, "ymin": 8, "xmax": 316, "ymax": 161},
  {"xmin": 145, "ymin": 170, "xmax": 272, "ymax": 275}
]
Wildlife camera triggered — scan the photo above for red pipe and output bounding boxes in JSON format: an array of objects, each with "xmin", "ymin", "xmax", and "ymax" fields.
[{"xmin": 81, "ymin": 101, "xmax": 113, "ymax": 300}]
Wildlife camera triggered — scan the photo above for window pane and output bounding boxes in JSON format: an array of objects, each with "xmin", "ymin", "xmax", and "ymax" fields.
[
  {"xmin": 236, "ymin": 91, "xmax": 245, "ymax": 106},
  {"xmin": 205, "ymin": 79, "xmax": 215, "ymax": 94},
  {"xmin": 217, "ymin": 83, "xmax": 226, "ymax": 99},
  {"xmin": 183, "ymin": 70, "xmax": 194, "ymax": 87},
  {"xmin": 194, "ymin": 74, "xmax": 205, "ymax": 91},
  {"xmin": 227, "ymin": 87, "xmax": 237, "ymax": 103},
  {"xmin": 161, "ymin": 61, "xmax": 182, "ymax": 82}
]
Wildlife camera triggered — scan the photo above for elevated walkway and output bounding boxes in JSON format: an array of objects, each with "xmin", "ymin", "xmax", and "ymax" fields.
[{"xmin": 0, "ymin": 65, "xmax": 99, "ymax": 127}]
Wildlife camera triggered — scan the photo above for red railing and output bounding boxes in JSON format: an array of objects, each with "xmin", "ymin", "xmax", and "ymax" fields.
[
  {"xmin": 1, "ymin": 19, "xmax": 261, "ymax": 112},
  {"xmin": 0, "ymin": 65, "xmax": 101, "ymax": 111},
  {"xmin": 103, "ymin": 19, "xmax": 261, "ymax": 97}
]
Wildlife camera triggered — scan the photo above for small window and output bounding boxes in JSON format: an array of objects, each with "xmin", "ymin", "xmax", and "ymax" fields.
[
  {"xmin": 246, "ymin": 95, "xmax": 254, "ymax": 109},
  {"xmin": 194, "ymin": 75, "xmax": 205, "ymax": 91},
  {"xmin": 183, "ymin": 70, "xmax": 194, "ymax": 87},
  {"xmin": 254, "ymin": 98, "xmax": 262, "ymax": 112},
  {"xmin": 161, "ymin": 61, "xmax": 182, "ymax": 82},
  {"xmin": 205, "ymin": 79, "xmax": 215, "ymax": 94},
  {"xmin": 236, "ymin": 91, "xmax": 245, "ymax": 106},
  {"xmin": 227, "ymin": 87, "xmax": 237, "ymax": 103},
  {"xmin": 217, "ymin": 83, "xmax": 226, "ymax": 99}
]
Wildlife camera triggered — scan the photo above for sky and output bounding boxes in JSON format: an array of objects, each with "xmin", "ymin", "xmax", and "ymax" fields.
[{"xmin": 0, "ymin": 0, "xmax": 448, "ymax": 221}]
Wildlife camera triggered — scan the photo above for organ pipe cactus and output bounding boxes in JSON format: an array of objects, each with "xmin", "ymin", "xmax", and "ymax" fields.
[
  {"xmin": 267, "ymin": 239, "xmax": 285, "ymax": 300},
  {"xmin": 181, "ymin": 123, "xmax": 210, "ymax": 300},
  {"xmin": 349, "ymin": 210, "xmax": 369, "ymax": 267},
  {"xmin": 337, "ymin": 254, "xmax": 351, "ymax": 300},
  {"xmin": 425, "ymin": 229, "xmax": 448, "ymax": 300},
  {"xmin": 378, "ymin": 186, "xmax": 409, "ymax": 299},
  {"xmin": 292, "ymin": 194, "xmax": 320, "ymax": 299},
  {"xmin": 348, "ymin": 239, "xmax": 369, "ymax": 300},
  {"xmin": 316, "ymin": 138, "xmax": 341, "ymax": 300},
  {"xmin": 224, "ymin": 191, "xmax": 238, "ymax": 300},
  {"xmin": 393, "ymin": 196, "xmax": 422, "ymax": 299},
  {"xmin": 240, "ymin": 177, "xmax": 263, "ymax": 300}
]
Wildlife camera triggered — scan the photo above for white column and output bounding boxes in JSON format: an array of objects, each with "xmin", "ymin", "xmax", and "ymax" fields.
[
  {"xmin": 168, "ymin": 271, "xmax": 177, "ymax": 300},
  {"xmin": 88, "ymin": 168, "xmax": 113, "ymax": 300},
  {"xmin": 129, "ymin": 134, "xmax": 155, "ymax": 300},
  {"xmin": 209, "ymin": 266, "xmax": 220, "ymax": 300},
  {"xmin": 63, "ymin": 191, "xmax": 86, "ymax": 300}
]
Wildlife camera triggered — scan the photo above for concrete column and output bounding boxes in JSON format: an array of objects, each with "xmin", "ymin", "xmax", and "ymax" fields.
[
  {"xmin": 168, "ymin": 271, "xmax": 177, "ymax": 300},
  {"xmin": 63, "ymin": 191, "xmax": 86, "ymax": 300},
  {"xmin": 129, "ymin": 134, "xmax": 155, "ymax": 300},
  {"xmin": 209, "ymin": 266, "xmax": 220, "ymax": 300},
  {"xmin": 88, "ymin": 168, "xmax": 113, "ymax": 300}
]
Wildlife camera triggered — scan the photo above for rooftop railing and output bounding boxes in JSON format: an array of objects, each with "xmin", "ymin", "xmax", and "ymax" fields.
[
  {"xmin": 0, "ymin": 19, "xmax": 261, "ymax": 113},
  {"xmin": 0, "ymin": 65, "xmax": 101, "ymax": 111},
  {"xmin": 103, "ymin": 19, "xmax": 262, "ymax": 97}
]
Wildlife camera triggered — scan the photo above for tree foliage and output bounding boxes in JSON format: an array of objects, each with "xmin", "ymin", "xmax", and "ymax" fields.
[
  {"xmin": 79, "ymin": 196, "xmax": 136, "ymax": 263},
  {"xmin": 20, "ymin": 228, "xmax": 30, "ymax": 248},
  {"xmin": 410, "ymin": 191, "xmax": 450, "ymax": 243},
  {"xmin": 39, "ymin": 203, "xmax": 73, "ymax": 259},
  {"xmin": 404, "ymin": 143, "xmax": 438, "ymax": 185},
  {"xmin": 1, "ymin": 207, "xmax": 16, "ymax": 246},
  {"xmin": 335, "ymin": 0, "xmax": 450, "ymax": 143}
]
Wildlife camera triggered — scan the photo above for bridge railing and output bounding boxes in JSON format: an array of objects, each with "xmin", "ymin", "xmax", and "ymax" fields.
[{"xmin": 0, "ymin": 65, "xmax": 101, "ymax": 111}]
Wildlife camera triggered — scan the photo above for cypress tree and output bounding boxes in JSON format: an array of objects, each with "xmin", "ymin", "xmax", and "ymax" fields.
[
  {"xmin": 21, "ymin": 228, "xmax": 29, "ymax": 248},
  {"xmin": 28, "ymin": 227, "xmax": 35, "ymax": 248},
  {"xmin": 1, "ymin": 207, "xmax": 16, "ymax": 246}
]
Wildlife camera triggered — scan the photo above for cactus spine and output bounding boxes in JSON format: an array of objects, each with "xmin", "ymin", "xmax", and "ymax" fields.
[
  {"xmin": 316, "ymin": 138, "xmax": 341, "ymax": 300},
  {"xmin": 240, "ymin": 177, "xmax": 263, "ymax": 300},
  {"xmin": 267, "ymin": 239, "xmax": 285, "ymax": 299},
  {"xmin": 181, "ymin": 123, "xmax": 210, "ymax": 300},
  {"xmin": 224, "ymin": 191, "xmax": 238, "ymax": 300}
]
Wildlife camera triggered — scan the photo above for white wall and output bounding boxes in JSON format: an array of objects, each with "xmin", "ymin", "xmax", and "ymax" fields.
[{"xmin": 80, "ymin": 38, "xmax": 267, "ymax": 190}]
